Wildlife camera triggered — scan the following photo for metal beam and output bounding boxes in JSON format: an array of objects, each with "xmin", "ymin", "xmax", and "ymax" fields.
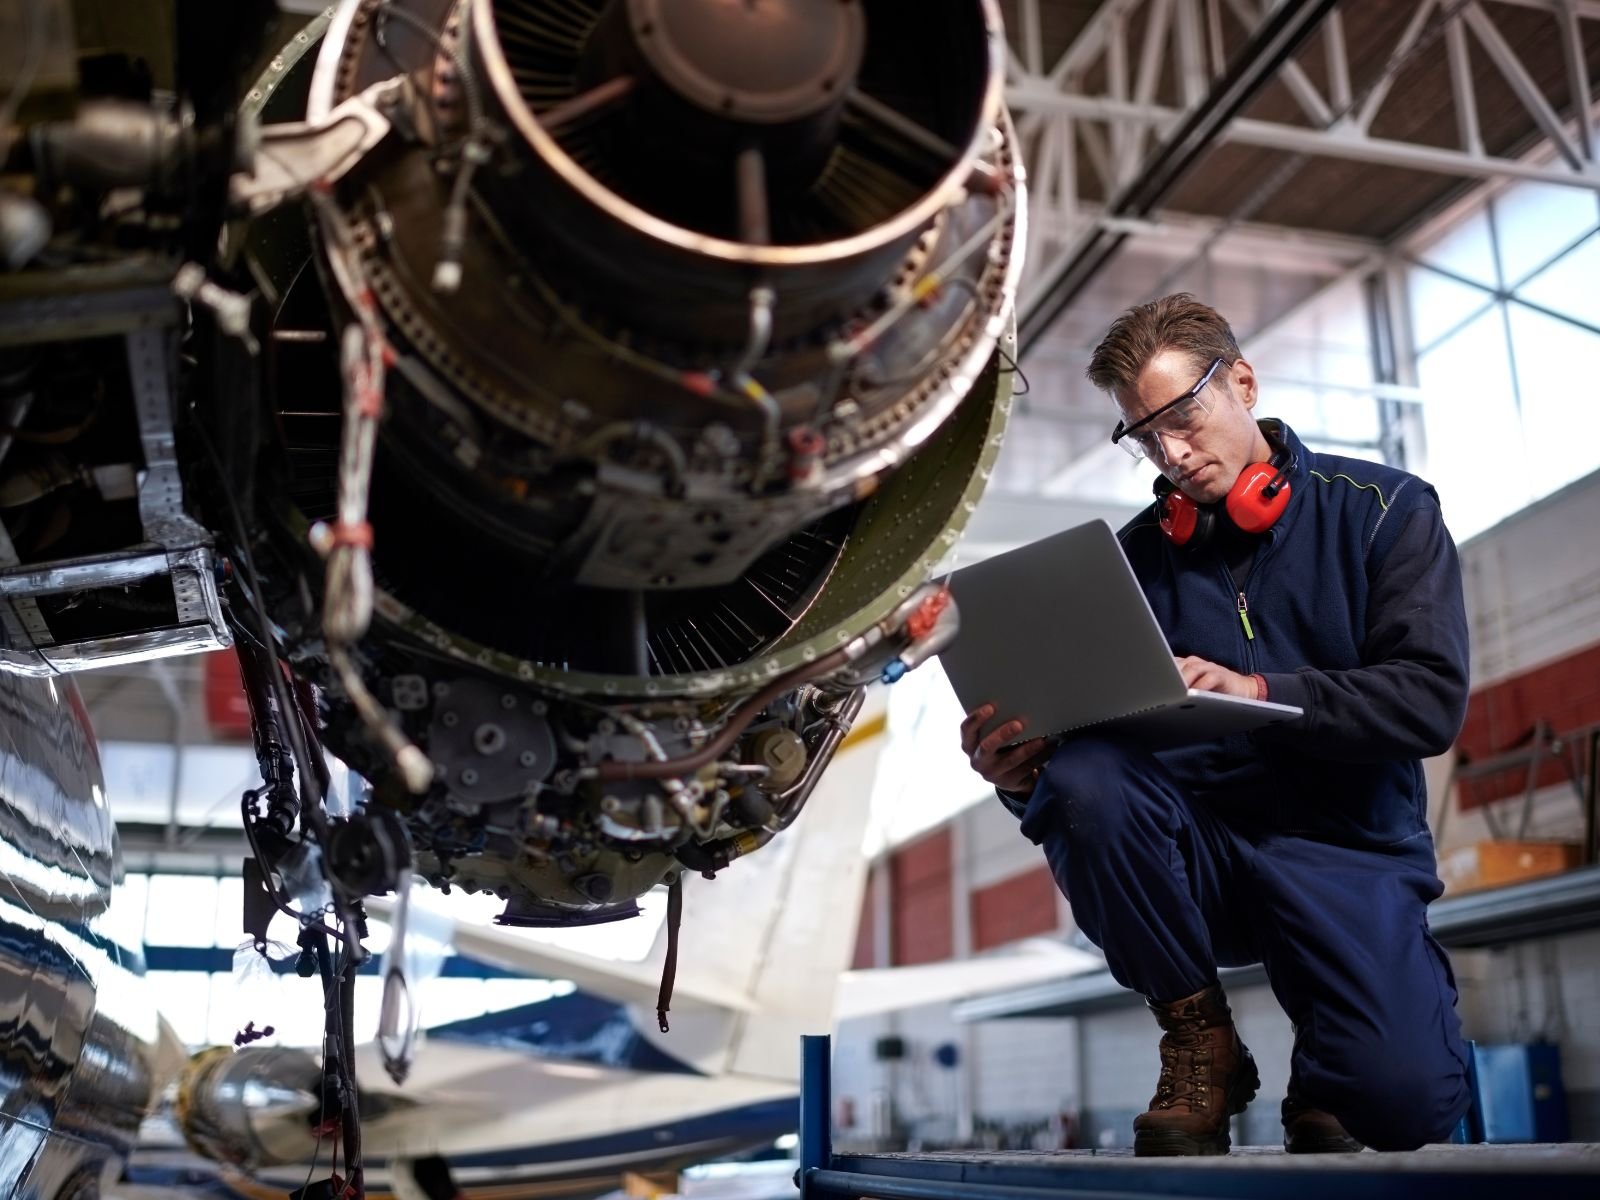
[
  {"xmin": 1223, "ymin": 0, "xmax": 1335, "ymax": 127},
  {"xmin": 1205, "ymin": 0, "xmax": 1227, "ymax": 78},
  {"xmin": 1488, "ymin": 0, "xmax": 1600, "ymax": 19},
  {"xmin": 1084, "ymin": 210, "xmax": 1380, "ymax": 264},
  {"xmin": 1052, "ymin": 0, "xmax": 1147, "ymax": 87},
  {"xmin": 1176, "ymin": 0, "xmax": 1211, "ymax": 106},
  {"xmin": 1323, "ymin": 8, "xmax": 1352, "ymax": 114},
  {"xmin": 1226, "ymin": 116, "xmax": 1600, "ymax": 190},
  {"xmin": 1107, "ymin": 7, "xmax": 1133, "ymax": 183},
  {"xmin": 1355, "ymin": 0, "xmax": 1438, "ymax": 132},
  {"xmin": 1557, "ymin": 0, "xmax": 1597, "ymax": 162},
  {"xmin": 1446, "ymin": 17, "xmax": 1484, "ymax": 157},
  {"xmin": 1007, "ymin": 86, "xmax": 1600, "ymax": 193},
  {"xmin": 1016, "ymin": 0, "xmax": 1345, "ymax": 351},
  {"xmin": 1019, "ymin": 0, "xmax": 1044, "ymax": 76},
  {"xmin": 1464, "ymin": 3, "xmax": 1586, "ymax": 170}
]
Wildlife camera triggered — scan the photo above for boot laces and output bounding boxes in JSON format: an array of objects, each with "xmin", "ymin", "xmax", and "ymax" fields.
[{"xmin": 1152, "ymin": 1028, "xmax": 1212, "ymax": 1111}]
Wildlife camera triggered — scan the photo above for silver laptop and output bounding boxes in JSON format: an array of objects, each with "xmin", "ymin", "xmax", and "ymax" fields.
[{"xmin": 939, "ymin": 519, "xmax": 1302, "ymax": 749}]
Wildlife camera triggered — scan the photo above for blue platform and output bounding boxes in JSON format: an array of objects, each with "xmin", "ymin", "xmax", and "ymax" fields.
[{"xmin": 797, "ymin": 1035, "xmax": 1600, "ymax": 1200}]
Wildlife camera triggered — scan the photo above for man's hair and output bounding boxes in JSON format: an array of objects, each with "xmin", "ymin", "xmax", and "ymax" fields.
[{"xmin": 1086, "ymin": 293, "xmax": 1242, "ymax": 396}]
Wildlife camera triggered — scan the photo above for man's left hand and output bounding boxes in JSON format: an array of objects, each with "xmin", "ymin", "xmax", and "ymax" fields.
[{"xmin": 1176, "ymin": 655, "xmax": 1261, "ymax": 699}]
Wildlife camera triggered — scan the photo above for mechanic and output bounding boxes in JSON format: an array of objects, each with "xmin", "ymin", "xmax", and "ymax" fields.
[{"xmin": 961, "ymin": 293, "xmax": 1472, "ymax": 1156}]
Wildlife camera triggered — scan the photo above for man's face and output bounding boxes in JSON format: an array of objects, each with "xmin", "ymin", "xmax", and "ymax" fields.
[{"xmin": 1115, "ymin": 349, "xmax": 1269, "ymax": 505}]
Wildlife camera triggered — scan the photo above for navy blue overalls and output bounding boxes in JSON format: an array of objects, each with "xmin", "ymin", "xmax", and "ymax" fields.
[{"xmin": 1012, "ymin": 421, "xmax": 1473, "ymax": 1151}]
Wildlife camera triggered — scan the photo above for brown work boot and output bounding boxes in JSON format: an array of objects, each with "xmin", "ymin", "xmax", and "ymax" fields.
[
  {"xmin": 1283, "ymin": 1085, "xmax": 1363, "ymax": 1153},
  {"xmin": 1132, "ymin": 983, "xmax": 1259, "ymax": 1156}
]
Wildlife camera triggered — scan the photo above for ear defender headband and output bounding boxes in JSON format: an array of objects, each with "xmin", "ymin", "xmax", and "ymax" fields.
[{"xmin": 1155, "ymin": 436, "xmax": 1295, "ymax": 549}]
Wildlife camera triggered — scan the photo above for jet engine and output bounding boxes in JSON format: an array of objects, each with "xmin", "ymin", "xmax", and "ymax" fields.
[
  {"xmin": 0, "ymin": 0, "xmax": 1023, "ymax": 935},
  {"xmin": 225, "ymin": 0, "xmax": 1025, "ymax": 929},
  {"xmin": 1, "ymin": 0, "xmax": 1023, "ymax": 1187}
]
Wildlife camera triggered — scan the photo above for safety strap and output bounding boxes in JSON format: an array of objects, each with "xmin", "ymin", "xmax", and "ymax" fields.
[{"xmin": 656, "ymin": 874, "xmax": 683, "ymax": 1033}]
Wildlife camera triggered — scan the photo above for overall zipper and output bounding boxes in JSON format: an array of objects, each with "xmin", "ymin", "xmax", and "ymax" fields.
[{"xmin": 1221, "ymin": 529, "xmax": 1278, "ymax": 675}]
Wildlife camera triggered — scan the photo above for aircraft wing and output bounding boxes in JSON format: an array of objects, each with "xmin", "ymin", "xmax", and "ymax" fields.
[
  {"xmin": 833, "ymin": 938, "xmax": 1103, "ymax": 1021},
  {"xmin": 397, "ymin": 907, "xmax": 757, "ymax": 1014}
]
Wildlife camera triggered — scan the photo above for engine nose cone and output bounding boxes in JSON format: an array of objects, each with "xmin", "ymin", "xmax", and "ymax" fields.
[{"xmin": 628, "ymin": 0, "xmax": 864, "ymax": 122}]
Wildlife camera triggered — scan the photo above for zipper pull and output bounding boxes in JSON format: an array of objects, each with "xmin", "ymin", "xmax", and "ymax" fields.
[{"xmin": 1237, "ymin": 592, "xmax": 1255, "ymax": 641}]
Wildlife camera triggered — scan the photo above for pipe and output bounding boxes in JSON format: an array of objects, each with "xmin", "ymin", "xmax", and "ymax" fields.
[
  {"xmin": 768, "ymin": 689, "xmax": 867, "ymax": 833},
  {"xmin": 593, "ymin": 644, "xmax": 855, "ymax": 782}
]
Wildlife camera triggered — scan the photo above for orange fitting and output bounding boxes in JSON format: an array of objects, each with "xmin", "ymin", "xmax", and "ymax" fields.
[
  {"xmin": 680, "ymin": 371, "xmax": 718, "ymax": 398},
  {"xmin": 328, "ymin": 521, "xmax": 374, "ymax": 550},
  {"xmin": 906, "ymin": 586, "xmax": 952, "ymax": 640}
]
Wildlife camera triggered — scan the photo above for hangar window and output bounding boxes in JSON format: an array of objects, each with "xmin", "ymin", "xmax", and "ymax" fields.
[
  {"xmin": 1244, "ymin": 274, "xmax": 1383, "ymax": 457},
  {"xmin": 119, "ymin": 870, "xmax": 582, "ymax": 1047},
  {"xmin": 1408, "ymin": 182, "xmax": 1600, "ymax": 540}
]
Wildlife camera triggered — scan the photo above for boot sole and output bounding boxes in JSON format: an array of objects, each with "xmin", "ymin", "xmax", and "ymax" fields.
[
  {"xmin": 1285, "ymin": 1133, "xmax": 1364, "ymax": 1154},
  {"xmin": 1133, "ymin": 1047, "xmax": 1261, "ymax": 1158},
  {"xmin": 1134, "ymin": 1129, "xmax": 1231, "ymax": 1156}
]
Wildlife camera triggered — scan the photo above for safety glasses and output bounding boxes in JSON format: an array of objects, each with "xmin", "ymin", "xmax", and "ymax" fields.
[{"xmin": 1110, "ymin": 356, "xmax": 1225, "ymax": 461}]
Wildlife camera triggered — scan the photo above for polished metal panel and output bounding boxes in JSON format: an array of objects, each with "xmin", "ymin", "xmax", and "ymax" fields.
[{"xmin": 0, "ymin": 671, "xmax": 167, "ymax": 1199}]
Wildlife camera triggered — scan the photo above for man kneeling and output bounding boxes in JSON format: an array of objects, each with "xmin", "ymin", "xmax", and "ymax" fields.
[{"xmin": 962, "ymin": 294, "xmax": 1472, "ymax": 1155}]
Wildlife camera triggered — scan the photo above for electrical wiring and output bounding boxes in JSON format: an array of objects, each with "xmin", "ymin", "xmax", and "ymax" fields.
[
  {"xmin": 186, "ymin": 411, "xmax": 370, "ymax": 1197},
  {"xmin": 374, "ymin": 0, "xmax": 491, "ymax": 292}
]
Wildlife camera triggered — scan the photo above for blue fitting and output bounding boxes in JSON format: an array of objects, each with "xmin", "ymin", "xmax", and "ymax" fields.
[{"xmin": 880, "ymin": 658, "xmax": 909, "ymax": 685}]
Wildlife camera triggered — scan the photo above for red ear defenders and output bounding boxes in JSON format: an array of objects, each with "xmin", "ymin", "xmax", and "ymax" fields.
[{"xmin": 1155, "ymin": 442, "xmax": 1294, "ymax": 548}]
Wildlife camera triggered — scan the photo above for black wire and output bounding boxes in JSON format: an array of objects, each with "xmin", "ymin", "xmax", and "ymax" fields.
[
  {"xmin": 997, "ymin": 344, "xmax": 1030, "ymax": 396},
  {"xmin": 239, "ymin": 790, "xmax": 341, "ymax": 935},
  {"xmin": 187, "ymin": 407, "xmax": 369, "ymax": 1193},
  {"xmin": 338, "ymin": 948, "xmax": 363, "ymax": 1192}
]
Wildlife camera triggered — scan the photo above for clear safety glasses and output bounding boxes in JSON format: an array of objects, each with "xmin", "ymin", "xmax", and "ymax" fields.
[{"xmin": 1110, "ymin": 356, "xmax": 1224, "ymax": 461}]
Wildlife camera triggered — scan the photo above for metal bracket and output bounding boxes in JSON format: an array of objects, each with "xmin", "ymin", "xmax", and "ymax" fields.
[
  {"xmin": 229, "ymin": 77, "xmax": 403, "ymax": 216},
  {"xmin": 0, "ymin": 329, "xmax": 231, "ymax": 676}
]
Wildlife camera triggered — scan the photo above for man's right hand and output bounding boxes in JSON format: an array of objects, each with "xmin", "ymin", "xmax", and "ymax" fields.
[{"xmin": 960, "ymin": 703, "xmax": 1054, "ymax": 795}]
